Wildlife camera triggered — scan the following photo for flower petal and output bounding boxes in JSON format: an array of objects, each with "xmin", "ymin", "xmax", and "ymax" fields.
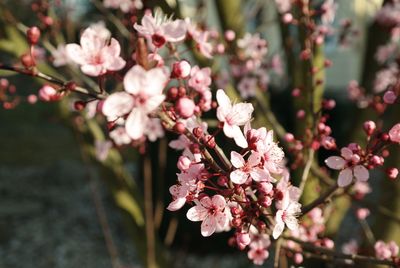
[
  {"xmin": 230, "ymin": 151, "xmax": 245, "ymax": 168},
  {"xmin": 102, "ymin": 91, "xmax": 134, "ymax": 118},
  {"xmin": 211, "ymin": 195, "xmax": 226, "ymax": 211},
  {"xmin": 125, "ymin": 108, "xmax": 147, "ymax": 140},
  {"xmin": 187, "ymin": 205, "xmax": 208, "ymax": 221},
  {"xmin": 354, "ymin": 165, "xmax": 369, "ymax": 182},
  {"xmin": 338, "ymin": 168, "xmax": 353, "ymax": 187},
  {"xmin": 230, "ymin": 170, "xmax": 248, "ymax": 184},
  {"xmin": 325, "ymin": 156, "xmax": 346, "ymax": 170},
  {"xmin": 201, "ymin": 216, "xmax": 216, "ymax": 237}
]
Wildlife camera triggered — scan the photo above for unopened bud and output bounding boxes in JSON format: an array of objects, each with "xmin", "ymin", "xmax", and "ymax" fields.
[
  {"xmin": 387, "ymin": 167, "xmax": 399, "ymax": 180},
  {"xmin": 172, "ymin": 60, "xmax": 191, "ymax": 79},
  {"xmin": 173, "ymin": 122, "xmax": 186, "ymax": 134},
  {"xmin": 74, "ymin": 100, "xmax": 86, "ymax": 111},
  {"xmin": 363, "ymin": 121, "xmax": 376, "ymax": 136},
  {"xmin": 27, "ymin": 26, "xmax": 41, "ymax": 45}
]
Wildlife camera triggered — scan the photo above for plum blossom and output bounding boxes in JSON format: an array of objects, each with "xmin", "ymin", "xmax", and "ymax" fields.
[
  {"xmin": 134, "ymin": 12, "xmax": 187, "ymax": 48},
  {"xmin": 321, "ymin": 0, "xmax": 338, "ymax": 25},
  {"xmin": 144, "ymin": 118, "xmax": 164, "ymax": 142},
  {"xmin": 104, "ymin": 0, "xmax": 143, "ymax": 13},
  {"xmin": 272, "ymin": 191, "xmax": 301, "ymax": 239},
  {"xmin": 109, "ymin": 126, "xmax": 132, "ymax": 146},
  {"xmin": 188, "ymin": 66, "xmax": 212, "ymax": 93},
  {"xmin": 230, "ymin": 151, "xmax": 269, "ymax": 184},
  {"xmin": 186, "ymin": 194, "xmax": 230, "ymax": 237},
  {"xmin": 247, "ymin": 234, "xmax": 271, "ymax": 265},
  {"xmin": 167, "ymin": 163, "xmax": 206, "ymax": 211},
  {"xmin": 237, "ymin": 33, "xmax": 268, "ymax": 65},
  {"xmin": 374, "ymin": 66, "xmax": 398, "ymax": 93},
  {"xmin": 256, "ymin": 129, "xmax": 285, "ymax": 176},
  {"xmin": 375, "ymin": 240, "xmax": 399, "ymax": 260},
  {"xmin": 51, "ymin": 45, "xmax": 72, "ymax": 67},
  {"xmin": 389, "ymin": 123, "xmax": 400, "ymax": 143},
  {"xmin": 325, "ymin": 147, "xmax": 369, "ymax": 187},
  {"xmin": 102, "ymin": 65, "xmax": 169, "ymax": 140},
  {"xmin": 342, "ymin": 239, "xmax": 358, "ymax": 255},
  {"xmin": 66, "ymin": 28, "xmax": 126, "ymax": 76},
  {"xmin": 216, "ymin": 89, "xmax": 254, "ymax": 148},
  {"xmin": 238, "ymin": 77, "xmax": 257, "ymax": 99}
]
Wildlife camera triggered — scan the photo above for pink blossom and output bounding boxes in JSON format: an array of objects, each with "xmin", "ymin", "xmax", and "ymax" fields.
[
  {"xmin": 321, "ymin": 0, "xmax": 338, "ymax": 25},
  {"xmin": 167, "ymin": 163, "xmax": 205, "ymax": 211},
  {"xmin": 102, "ymin": 65, "xmax": 169, "ymax": 139},
  {"xmin": 272, "ymin": 193, "xmax": 301, "ymax": 239},
  {"xmin": 256, "ymin": 129, "xmax": 285, "ymax": 176},
  {"xmin": 216, "ymin": 89, "xmax": 254, "ymax": 148},
  {"xmin": 230, "ymin": 151, "xmax": 269, "ymax": 184},
  {"xmin": 325, "ymin": 147, "xmax": 369, "ymax": 187},
  {"xmin": 144, "ymin": 118, "xmax": 164, "ymax": 142},
  {"xmin": 109, "ymin": 126, "xmax": 132, "ymax": 146},
  {"xmin": 66, "ymin": 28, "xmax": 125, "ymax": 76},
  {"xmin": 383, "ymin": 90, "xmax": 397, "ymax": 104},
  {"xmin": 342, "ymin": 239, "xmax": 358, "ymax": 255},
  {"xmin": 188, "ymin": 66, "xmax": 212, "ymax": 93},
  {"xmin": 193, "ymin": 31, "xmax": 213, "ymax": 59},
  {"xmin": 238, "ymin": 77, "xmax": 257, "ymax": 99},
  {"xmin": 237, "ymin": 33, "xmax": 267, "ymax": 64},
  {"xmin": 389, "ymin": 123, "xmax": 400, "ymax": 143},
  {"xmin": 104, "ymin": 0, "xmax": 143, "ymax": 13},
  {"xmin": 374, "ymin": 66, "xmax": 397, "ymax": 93},
  {"xmin": 186, "ymin": 195, "xmax": 230, "ymax": 237},
  {"xmin": 247, "ymin": 230, "xmax": 271, "ymax": 265},
  {"xmin": 375, "ymin": 240, "xmax": 399, "ymax": 260},
  {"xmin": 51, "ymin": 45, "xmax": 72, "ymax": 67},
  {"xmin": 356, "ymin": 208, "xmax": 370, "ymax": 220},
  {"xmin": 134, "ymin": 13, "xmax": 187, "ymax": 48},
  {"xmin": 38, "ymin": 85, "xmax": 61, "ymax": 102}
]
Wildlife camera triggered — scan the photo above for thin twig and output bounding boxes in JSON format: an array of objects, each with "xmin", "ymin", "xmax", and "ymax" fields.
[
  {"xmin": 282, "ymin": 236, "xmax": 396, "ymax": 266},
  {"xmin": 301, "ymin": 184, "xmax": 340, "ymax": 215}
]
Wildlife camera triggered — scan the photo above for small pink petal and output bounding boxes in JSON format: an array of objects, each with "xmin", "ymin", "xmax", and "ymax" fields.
[
  {"xmin": 230, "ymin": 151, "xmax": 245, "ymax": 168},
  {"xmin": 325, "ymin": 156, "xmax": 346, "ymax": 170},
  {"xmin": 201, "ymin": 216, "xmax": 217, "ymax": 237},
  {"xmin": 230, "ymin": 170, "xmax": 248, "ymax": 184},
  {"xmin": 354, "ymin": 165, "xmax": 369, "ymax": 182},
  {"xmin": 338, "ymin": 168, "xmax": 353, "ymax": 187}
]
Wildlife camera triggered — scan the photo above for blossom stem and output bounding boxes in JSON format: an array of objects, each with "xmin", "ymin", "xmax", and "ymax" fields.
[
  {"xmin": 301, "ymin": 184, "xmax": 340, "ymax": 215},
  {"xmin": 282, "ymin": 236, "xmax": 396, "ymax": 266},
  {"xmin": 299, "ymin": 149, "xmax": 315, "ymax": 193}
]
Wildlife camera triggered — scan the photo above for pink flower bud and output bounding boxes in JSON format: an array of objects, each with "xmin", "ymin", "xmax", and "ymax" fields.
[
  {"xmin": 27, "ymin": 94, "xmax": 37, "ymax": 104},
  {"xmin": 296, "ymin": 109, "xmax": 305, "ymax": 119},
  {"xmin": 323, "ymin": 238, "xmax": 335, "ymax": 249},
  {"xmin": 282, "ymin": 13, "xmax": 293, "ymax": 24},
  {"xmin": 258, "ymin": 182, "xmax": 273, "ymax": 194},
  {"xmin": 216, "ymin": 43, "xmax": 225, "ymax": 54},
  {"xmin": 0, "ymin": 78, "xmax": 9, "ymax": 89},
  {"xmin": 172, "ymin": 60, "xmax": 191, "ymax": 78},
  {"xmin": 177, "ymin": 156, "xmax": 191, "ymax": 171},
  {"xmin": 38, "ymin": 85, "xmax": 61, "ymax": 102},
  {"xmin": 387, "ymin": 167, "xmax": 399, "ymax": 180},
  {"xmin": 363, "ymin": 121, "xmax": 376, "ymax": 136},
  {"xmin": 294, "ymin": 253, "xmax": 303, "ymax": 264},
  {"xmin": 173, "ymin": 122, "xmax": 186, "ymax": 134},
  {"xmin": 236, "ymin": 232, "xmax": 251, "ymax": 247},
  {"xmin": 284, "ymin": 133, "xmax": 295, "ymax": 142},
  {"xmin": 300, "ymin": 49, "xmax": 311, "ymax": 61},
  {"xmin": 224, "ymin": 30, "xmax": 236, "ymax": 41},
  {"xmin": 356, "ymin": 208, "xmax": 370, "ymax": 220},
  {"xmin": 321, "ymin": 136, "xmax": 336, "ymax": 150},
  {"xmin": 176, "ymin": 97, "xmax": 195, "ymax": 119},
  {"xmin": 27, "ymin": 26, "xmax": 41, "ymax": 45},
  {"xmin": 383, "ymin": 90, "xmax": 397, "ymax": 104},
  {"xmin": 291, "ymin": 88, "xmax": 301, "ymax": 97}
]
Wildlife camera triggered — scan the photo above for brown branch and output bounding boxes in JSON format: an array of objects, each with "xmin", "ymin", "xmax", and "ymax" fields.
[
  {"xmin": 301, "ymin": 184, "xmax": 340, "ymax": 215},
  {"xmin": 283, "ymin": 236, "xmax": 397, "ymax": 266}
]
